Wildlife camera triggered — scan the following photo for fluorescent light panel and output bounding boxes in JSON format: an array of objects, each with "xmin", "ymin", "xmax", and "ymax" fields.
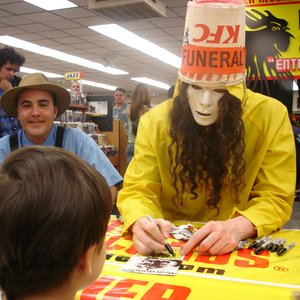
[
  {"xmin": 0, "ymin": 36, "xmax": 128, "ymax": 76},
  {"xmin": 293, "ymin": 80, "xmax": 299, "ymax": 91},
  {"xmin": 89, "ymin": 24, "xmax": 181, "ymax": 69},
  {"xmin": 20, "ymin": 68, "xmax": 115, "ymax": 91},
  {"xmin": 131, "ymin": 77, "xmax": 170, "ymax": 90},
  {"xmin": 82, "ymin": 79, "xmax": 116, "ymax": 91},
  {"xmin": 24, "ymin": 0, "xmax": 77, "ymax": 10},
  {"xmin": 20, "ymin": 67, "xmax": 63, "ymax": 78}
]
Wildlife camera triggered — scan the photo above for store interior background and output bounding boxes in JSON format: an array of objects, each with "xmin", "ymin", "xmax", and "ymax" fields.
[
  {"xmin": 0, "ymin": 1, "xmax": 299, "ymax": 226},
  {"xmin": 0, "ymin": 0, "xmax": 187, "ymax": 102},
  {"xmin": 0, "ymin": 0, "xmax": 298, "ymax": 108}
]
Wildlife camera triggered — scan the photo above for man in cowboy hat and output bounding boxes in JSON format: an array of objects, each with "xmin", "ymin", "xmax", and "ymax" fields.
[
  {"xmin": 0, "ymin": 72, "xmax": 122, "ymax": 202},
  {"xmin": 117, "ymin": 0, "xmax": 296, "ymax": 256}
]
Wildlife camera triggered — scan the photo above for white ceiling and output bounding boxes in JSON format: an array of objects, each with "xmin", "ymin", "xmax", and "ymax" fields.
[{"xmin": 0, "ymin": 0, "xmax": 187, "ymax": 96}]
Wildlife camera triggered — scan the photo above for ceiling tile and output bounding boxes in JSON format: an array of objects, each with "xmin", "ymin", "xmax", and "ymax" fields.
[
  {"xmin": 75, "ymin": 16, "xmax": 109, "ymax": 27},
  {"xmin": 0, "ymin": 2, "xmax": 41, "ymax": 14},
  {"xmin": 23, "ymin": 12, "xmax": 65, "ymax": 23},
  {"xmin": 0, "ymin": 9, "xmax": 12, "ymax": 17},
  {"xmin": 13, "ymin": 32, "xmax": 44, "ymax": 41},
  {"xmin": 16, "ymin": 23, "xmax": 51, "ymax": 33},
  {"xmin": 54, "ymin": 7, "xmax": 97, "ymax": 19},
  {"xmin": 38, "ymin": 30, "xmax": 70, "ymax": 39},
  {"xmin": 62, "ymin": 27, "xmax": 95, "ymax": 36},
  {"xmin": 1, "ymin": 15, "xmax": 34, "ymax": 26},
  {"xmin": 0, "ymin": 26, "xmax": 25, "ymax": 34},
  {"xmin": 0, "ymin": 0, "xmax": 191, "ymax": 95},
  {"xmin": 46, "ymin": 20, "xmax": 79, "ymax": 30}
]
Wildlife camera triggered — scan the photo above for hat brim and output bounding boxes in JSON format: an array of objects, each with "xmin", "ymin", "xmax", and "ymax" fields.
[{"xmin": 1, "ymin": 83, "xmax": 71, "ymax": 117}]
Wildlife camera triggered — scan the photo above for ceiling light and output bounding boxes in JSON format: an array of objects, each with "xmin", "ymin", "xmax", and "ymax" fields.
[
  {"xmin": 20, "ymin": 67, "xmax": 63, "ymax": 78},
  {"xmin": 23, "ymin": 0, "xmax": 77, "ymax": 11},
  {"xmin": 131, "ymin": 77, "xmax": 170, "ymax": 90},
  {"xmin": 89, "ymin": 24, "xmax": 181, "ymax": 69},
  {"xmin": 82, "ymin": 79, "xmax": 116, "ymax": 91},
  {"xmin": 293, "ymin": 80, "xmax": 298, "ymax": 91},
  {"xmin": 20, "ymin": 67, "xmax": 116, "ymax": 91},
  {"xmin": 0, "ymin": 36, "xmax": 128, "ymax": 76}
]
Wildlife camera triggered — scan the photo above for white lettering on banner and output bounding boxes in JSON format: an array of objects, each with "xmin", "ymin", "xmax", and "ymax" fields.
[
  {"xmin": 276, "ymin": 58, "xmax": 300, "ymax": 72},
  {"xmin": 193, "ymin": 24, "xmax": 241, "ymax": 44}
]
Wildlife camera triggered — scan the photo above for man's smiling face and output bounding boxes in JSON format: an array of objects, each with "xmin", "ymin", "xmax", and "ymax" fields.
[
  {"xmin": 17, "ymin": 89, "xmax": 58, "ymax": 144},
  {"xmin": 187, "ymin": 84, "xmax": 226, "ymax": 126}
]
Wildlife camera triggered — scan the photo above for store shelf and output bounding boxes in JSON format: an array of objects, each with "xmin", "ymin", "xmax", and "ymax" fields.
[
  {"xmin": 68, "ymin": 103, "xmax": 88, "ymax": 111},
  {"xmin": 103, "ymin": 119, "xmax": 128, "ymax": 178}
]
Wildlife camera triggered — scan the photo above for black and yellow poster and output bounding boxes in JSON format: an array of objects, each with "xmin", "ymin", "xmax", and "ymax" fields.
[{"xmin": 245, "ymin": 0, "xmax": 300, "ymax": 86}]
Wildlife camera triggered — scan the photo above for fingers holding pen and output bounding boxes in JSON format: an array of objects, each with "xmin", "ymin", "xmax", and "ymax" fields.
[
  {"xmin": 152, "ymin": 217, "xmax": 174, "ymax": 239},
  {"xmin": 132, "ymin": 233, "xmax": 163, "ymax": 255},
  {"xmin": 132, "ymin": 216, "xmax": 173, "ymax": 255}
]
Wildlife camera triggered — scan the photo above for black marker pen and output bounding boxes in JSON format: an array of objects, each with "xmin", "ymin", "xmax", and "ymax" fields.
[
  {"xmin": 276, "ymin": 238, "xmax": 286, "ymax": 254},
  {"xmin": 254, "ymin": 239, "xmax": 271, "ymax": 255},
  {"xmin": 147, "ymin": 215, "xmax": 175, "ymax": 257},
  {"xmin": 270, "ymin": 238, "xmax": 281, "ymax": 252},
  {"xmin": 248, "ymin": 236, "xmax": 266, "ymax": 249},
  {"xmin": 277, "ymin": 242, "xmax": 296, "ymax": 256}
]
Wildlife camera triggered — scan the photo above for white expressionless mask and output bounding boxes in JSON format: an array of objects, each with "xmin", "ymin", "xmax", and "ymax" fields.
[{"xmin": 187, "ymin": 84, "xmax": 226, "ymax": 126}]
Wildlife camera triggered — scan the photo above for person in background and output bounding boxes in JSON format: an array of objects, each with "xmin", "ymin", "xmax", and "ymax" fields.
[
  {"xmin": 126, "ymin": 83, "xmax": 152, "ymax": 164},
  {"xmin": 0, "ymin": 146, "xmax": 112, "ymax": 300},
  {"xmin": 168, "ymin": 85, "xmax": 175, "ymax": 100},
  {"xmin": 0, "ymin": 73, "xmax": 122, "ymax": 203},
  {"xmin": 117, "ymin": 0, "xmax": 296, "ymax": 256},
  {"xmin": 0, "ymin": 46, "xmax": 25, "ymax": 138},
  {"xmin": 70, "ymin": 80, "xmax": 86, "ymax": 104},
  {"xmin": 113, "ymin": 87, "xmax": 128, "ymax": 135},
  {"xmin": 71, "ymin": 80, "xmax": 80, "ymax": 94}
]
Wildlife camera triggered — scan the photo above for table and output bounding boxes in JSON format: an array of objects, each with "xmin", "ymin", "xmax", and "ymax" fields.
[{"xmin": 76, "ymin": 216, "xmax": 300, "ymax": 300}]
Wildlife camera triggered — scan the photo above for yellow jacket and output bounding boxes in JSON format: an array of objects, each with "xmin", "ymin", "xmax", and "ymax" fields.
[{"xmin": 117, "ymin": 84, "xmax": 296, "ymax": 237}]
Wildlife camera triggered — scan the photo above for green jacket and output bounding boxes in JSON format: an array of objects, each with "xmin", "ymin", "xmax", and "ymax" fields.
[{"xmin": 117, "ymin": 83, "xmax": 296, "ymax": 237}]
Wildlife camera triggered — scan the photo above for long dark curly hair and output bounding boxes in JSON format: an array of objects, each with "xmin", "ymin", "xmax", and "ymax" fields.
[{"xmin": 168, "ymin": 82, "xmax": 246, "ymax": 216}]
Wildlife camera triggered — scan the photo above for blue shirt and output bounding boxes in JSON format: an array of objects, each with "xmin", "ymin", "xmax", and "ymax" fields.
[
  {"xmin": 0, "ymin": 85, "xmax": 21, "ymax": 138},
  {"xmin": 0, "ymin": 125, "xmax": 123, "ymax": 187}
]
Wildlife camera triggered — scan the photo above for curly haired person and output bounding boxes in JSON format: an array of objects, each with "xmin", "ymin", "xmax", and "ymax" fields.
[{"xmin": 117, "ymin": 0, "xmax": 296, "ymax": 256}]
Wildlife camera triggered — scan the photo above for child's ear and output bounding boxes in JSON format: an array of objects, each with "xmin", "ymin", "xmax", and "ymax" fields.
[{"xmin": 78, "ymin": 245, "xmax": 96, "ymax": 275}]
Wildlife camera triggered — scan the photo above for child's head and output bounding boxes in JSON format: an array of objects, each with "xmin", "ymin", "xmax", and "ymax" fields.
[{"xmin": 0, "ymin": 146, "xmax": 112, "ymax": 299}]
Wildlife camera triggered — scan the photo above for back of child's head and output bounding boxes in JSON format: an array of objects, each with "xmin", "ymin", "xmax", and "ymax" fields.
[{"xmin": 0, "ymin": 146, "xmax": 112, "ymax": 299}]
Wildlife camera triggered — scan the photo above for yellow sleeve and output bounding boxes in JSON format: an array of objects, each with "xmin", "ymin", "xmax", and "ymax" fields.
[{"xmin": 233, "ymin": 105, "xmax": 296, "ymax": 237}]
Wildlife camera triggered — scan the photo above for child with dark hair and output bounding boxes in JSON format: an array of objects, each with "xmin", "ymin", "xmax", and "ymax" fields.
[{"xmin": 0, "ymin": 146, "xmax": 112, "ymax": 300}]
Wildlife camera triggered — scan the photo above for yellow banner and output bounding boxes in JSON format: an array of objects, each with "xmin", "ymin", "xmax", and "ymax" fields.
[
  {"xmin": 245, "ymin": 1, "xmax": 300, "ymax": 80},
  {"xmin": 76, "ymin": 217, "xmax": 300, "ymax": 300}
]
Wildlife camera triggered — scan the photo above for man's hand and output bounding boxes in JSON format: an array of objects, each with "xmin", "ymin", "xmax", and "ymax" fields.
[
  {"xmin": 132, "ymin": 216, "xmax": 173, "ymax": 255},
  {"xmin": 180, "ymin": 216, "xmax": 256, "ymax": 256},
  {"xmin": 0, "ymin": 79, "xmax": 13, "ymax": 92}
]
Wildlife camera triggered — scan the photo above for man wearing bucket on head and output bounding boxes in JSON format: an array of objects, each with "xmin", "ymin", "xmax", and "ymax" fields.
[
  {"xmin": 0, "ymin": 73, "xmax": 122, "ymax": 202},
  {"xmin": 117, "ymin": 0, "xmax": 296, "ymax": 256}
]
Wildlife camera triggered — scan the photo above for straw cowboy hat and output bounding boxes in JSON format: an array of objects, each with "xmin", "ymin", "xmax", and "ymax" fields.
[{"xmin": 1, "ymin": 73, "xmax": 70, "ymax": 117}]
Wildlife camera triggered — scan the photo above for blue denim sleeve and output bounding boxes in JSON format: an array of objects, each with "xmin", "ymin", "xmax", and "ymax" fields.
[{"xmin": 63, "ymin": 128, "xmax": 123, "ymax": 187}]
